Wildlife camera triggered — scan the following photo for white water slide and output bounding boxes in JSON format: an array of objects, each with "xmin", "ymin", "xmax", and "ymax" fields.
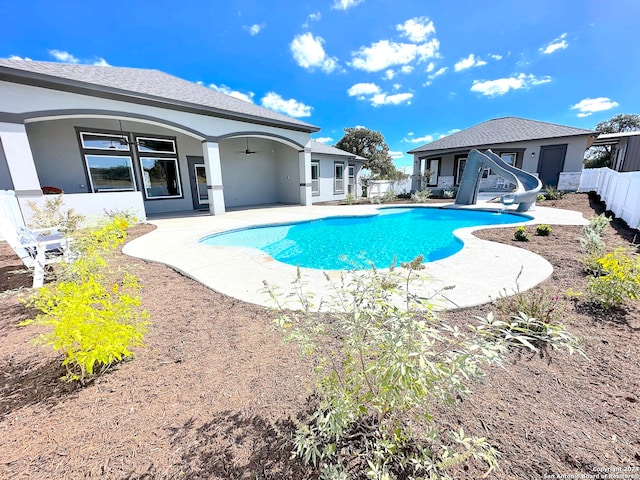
[{"xmin": 455, "ymin": 149, "xmax": 542, "ymax": 212}]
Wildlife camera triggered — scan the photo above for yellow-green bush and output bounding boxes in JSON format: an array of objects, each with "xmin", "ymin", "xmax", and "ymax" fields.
[
  {"xmin": 588, "ymin": 248, "xmax": 640, "ymax": 308},
  {"xmin": 21, "ymin": 216, "xmax": 149, "ymax": 382}
]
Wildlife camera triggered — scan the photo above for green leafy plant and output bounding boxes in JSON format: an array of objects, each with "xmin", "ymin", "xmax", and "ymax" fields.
[
  {"xmin": 265, "ymin": 258, "xmax": 583, "ymax": 479},
  {"xmin": 345, "ymin": 193, "xmax": 356, "ymax": 205},
  {"xmin": 579, "ymin": 214, "xmax": 611, "ymax": 275},
  {"xmin": 544, "ymin": 185, "xmax": 564, "ymax": 200},
  {"xmin": 27, "ymin": 194, "xmax": 85, "ymax": 234},
  {"xmin": 442, "ymin": 188, "xmax": 456, "ymax": 199},
  {"xmin": 536, "ymin": 193, "xmax": 546, "ymax": 202},
  {"xmin": 514, "ymin": 226, "xmax": 529, "ymax": 242},
  {"xmin": 535, "ymin": 224, "xmax": 552, "ymax": 236},
  {"xmin": 380, "ymin": 190, "xmax": 397, "ymax": 203},
  {"xmin": 410, "ymin": 189, "xmax": 432, "ymax": 203},
  {"xmin": 21, "ymin": 215, "xmax": 149, "ymax": 382},
  {"xmin": 585, "ymin": 213, "xmax": 612, "ymax": 237},
  {"xmin": 587, "ymin": 248, "xmax": 640, "ymax": 308}
]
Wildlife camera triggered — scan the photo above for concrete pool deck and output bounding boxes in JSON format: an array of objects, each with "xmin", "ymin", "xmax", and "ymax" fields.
[{"xmin": 122, "ymin": 202, "xmax": 588, "ymax": 311}]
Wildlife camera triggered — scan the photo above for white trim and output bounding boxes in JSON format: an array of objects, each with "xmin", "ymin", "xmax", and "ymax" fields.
[{"xmin": 139, "ymin": 156, "xmax": 182, "ymax": 199}]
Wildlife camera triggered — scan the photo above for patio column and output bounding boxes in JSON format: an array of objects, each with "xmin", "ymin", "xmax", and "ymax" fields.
[
  {"xmin": 411, "ymin": 157, "xmax": 422, "ymax": 191},
  {"xmin": 0, "ymin": 122, "xmax": 42, "ymax": 198},
  {"xmin": 298, "ymin": 147, "xmax": 312, "ymax": 206},
  {"xmin": 202, "ymin": 140, "xmax": 225, "ymax": 215}
]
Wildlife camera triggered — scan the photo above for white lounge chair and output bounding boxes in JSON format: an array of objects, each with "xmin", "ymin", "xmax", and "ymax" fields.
[{"xmin": 0, "ymin": 218, "xmax": 72, "ymax": 288}]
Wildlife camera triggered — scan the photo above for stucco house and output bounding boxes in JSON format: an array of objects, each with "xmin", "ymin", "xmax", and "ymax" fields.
[
  {"xmin": 0, "ymin": 59, "xmax": 361, "ymax": 221},
  {"xmin": 589, "ymin": 131, "xmax": 640, "ymax": 172},
  {"xmin": 408, "ymin": 117, "xmax": 597, "ymax": 192}
]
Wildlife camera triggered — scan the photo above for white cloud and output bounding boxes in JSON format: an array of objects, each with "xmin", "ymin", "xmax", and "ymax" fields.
[
  {"xmin": 244, "ymin": 23, "xmax": 265, "ymax": 35},
  {"xmin": 570, "ymin": 97, "xmax": 619, "ymax": 117},
  {"xmin": 423, "ymin": 66, "xmax": 447, "ymax": 86},
  {"xmin": 9, "ymin": 55, "xmax": 32, "ymax": 61},
  {"xmin": 540, "ymin": 33, "xmax": 568, "ymax": 54},
  {"xmin": 290, "ymin": 33, "xmax": 338, "ymax": 73},
  {"xmin": 302, "ymin": 11, "xmax": 321, "ymax": 28},
  {"xmin": 470, "ymin": 73, "xmax": 551, "ymax": 96},
  {"xmin": 371, "ymin": 92, "xmax": 413, "ymax": 106},
  {"xmin": 490, "ymin": 54, "xmax": 503, "ymax": 60},
  {"xmin": 402, "ymin": 134, "xmax": 433, "ymax": 143},
  {"xmin": 347, "ymin": 82, "xmax": 381, "ymax": 97},
  {"xmin": 209, "ymin": 83, "xmax": 255, "ymax": 103},
  {"xmin": 261, "ymin": 92, "xmax": 312, "ymax": 117},
  {"xmin": 454, "ymin": 53, "xmax": 487, "ymax": 72},
  {"xmin": 332, "ymin": 0, "xmax": 364, "ymax": 10},
  {"xmin": 401, "ymin": 65, "xmax": 414, "ymax": 74},
  {"xmin": 396, "ymin": 17, "xmax": 435, "ymax": 43},
  {"xmin": 392, "ymin": 83, "xmax": 401, "ymax": 91},
  {"xmin": 389, "ymin": 150, "xmax": 404, "ymax": 159},
  {"xmin": 348, "ymin": 82, "xmax": 412, "ymax": 106},
  {"xmin": 407, "ymin": 131, "xmax": 414, "ymax": 136},
  {"xmin": 93, "ymin": 58, "xmax": 110, "ymax": 66},
  {"xmin": 48, "ymin": 49, "xmax": 79, "ymax": 63},
  {"xmin": 314, "ymin": 136, "xmax": 333, "ymax": 144},
  {"xmin": 426, "ymin": 62, "xmax": 435, "ymax": 73},
  {"xmin": 350, "ymin": 39, "xmax": 438, "ymax": 72},
  {"xmin": 384, "ymin": 69, "xmax": 396, "ymax": 80}
]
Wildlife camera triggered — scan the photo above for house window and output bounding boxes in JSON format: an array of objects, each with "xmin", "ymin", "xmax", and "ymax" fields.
[
  {"xmin": 334, "ymin": 162, "xmax": 344, "ymax": 193},
  {"xmin": 427, "ymin": 158, "xmax": 440, "ymax": 187},
  {"xmin": 311, "ymin": 161, "xmax": 320, "ymax": 195},
  {"xmin": 140, "ymin": 157, "xmax": 181, "ymax": 198},
  {"xmin": 78, "ymin": 130, "xmax": 182, "ymax": 199},
  {"xmin": 348, "ymin": 165, "xmax": 355, "ymax": 194},
  {"xmin": 85, "ymin": 154, "xmax": 136, "ymax": 192},
  {"xmin": 455, "ymin": 156, "xmax": 467, "ymax": 185},
  {"xmin": 501, "ymin": 153, "xmax": 516, "ymax": 166}
]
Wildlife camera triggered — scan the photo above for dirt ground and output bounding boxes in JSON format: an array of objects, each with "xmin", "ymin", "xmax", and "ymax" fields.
[{"xmin": 0, "ymin": 192, "xmax": 638, "ymax": 479}]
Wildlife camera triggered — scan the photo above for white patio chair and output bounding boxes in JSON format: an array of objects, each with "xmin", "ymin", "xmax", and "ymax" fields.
[{"xmin": 0, "ymin": 217, "xmax": 72, "ymax": 288}]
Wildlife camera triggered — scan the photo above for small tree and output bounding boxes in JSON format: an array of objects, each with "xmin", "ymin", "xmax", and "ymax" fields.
[{"xmin": 335, "ymin": 127, "xmax": 398, "ymax": 179}]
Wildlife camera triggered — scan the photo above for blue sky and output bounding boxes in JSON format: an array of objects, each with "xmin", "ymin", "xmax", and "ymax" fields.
[{"xmin": 2, "ymin": 0, "xmax": 639, "ymax": 170}]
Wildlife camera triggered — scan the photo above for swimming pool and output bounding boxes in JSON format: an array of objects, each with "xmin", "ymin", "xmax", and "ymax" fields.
[{"xmin": 200, "ymin": 207, "xmax": 529, "ymax": 270}]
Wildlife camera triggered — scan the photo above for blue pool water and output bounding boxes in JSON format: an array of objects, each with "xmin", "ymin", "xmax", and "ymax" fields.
[{"xmin": 201, "ymin": 207, "xmax": 529, "ymax": 270}]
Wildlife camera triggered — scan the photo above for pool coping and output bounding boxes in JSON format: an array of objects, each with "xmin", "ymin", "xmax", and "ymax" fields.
[{"xmin": 122, "ymin": 203, "xmax": 588, "ymax": 311}]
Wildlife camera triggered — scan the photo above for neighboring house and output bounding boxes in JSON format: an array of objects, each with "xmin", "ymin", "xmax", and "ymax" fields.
[
  {"xmin": 0, "ymin": 59, "xmax": 354, "ymax": 220},
  {"xmin": 589, "ymin": 131, "xmax": 640, "ymax": 172},
  {"xmin": 408, "ymin": 117, "xmax": 597, "ymax": 192},
  {"xmin": 309, "ymin": 139, "xmax": 365, "ymax": 201}
]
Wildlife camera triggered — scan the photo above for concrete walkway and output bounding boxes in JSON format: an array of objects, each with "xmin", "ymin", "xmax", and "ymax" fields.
[{"xmin": 122, "ymin": 202, "xmax": 588, "ymax": 311}]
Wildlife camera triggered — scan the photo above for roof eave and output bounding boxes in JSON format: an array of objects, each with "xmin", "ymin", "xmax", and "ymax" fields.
[
  {"xmin": 0, "ymin": 66, "xmax": 321, "ymax": 133},
  {"xmin": 407, "ymin": 131, "xmax": 597, "ymax": 155}
]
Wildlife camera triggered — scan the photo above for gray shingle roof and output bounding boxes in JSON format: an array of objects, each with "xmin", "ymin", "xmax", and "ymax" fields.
[
  {"xmin": 407, "ymin": 117, "xmax": 596, "ymax": 154},
  {"xmin": 0, "ymin": 59, "xmax": 319, "ymax": 132},
  {"xmin": 309, "ymin": 139, "xmax": 366, "ymax": 160}
]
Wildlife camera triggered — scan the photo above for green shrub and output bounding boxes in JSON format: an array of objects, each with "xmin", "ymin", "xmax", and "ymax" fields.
[
  {"xmin": 27, "ymin": 194, "xmax": 85, "ymax": 234},
  {"xmin": 345, "ymin": 193, "xmax": 355, "ymax": 205},
  {"xmin": 585, "ymin": 213, "xmax": 612, "ymax": 237},
  {"xmin": 380, "ymin": 190, "xmax": 397, "ymax": 203},
  {"xmin": 265, "ymin": 258, "xmax": 582, "ymax": 479},
  {"xmin": 587, "ymin": 248, "xmax": 640, "ymax": 308},
  {"xmin": 544, "ymin": 185, "xmax": 564, "ymax": 200},
  {"xmin": 514, "ymin": 226, "xmax": 529, "ymax": 242},
  {"xmin": 410, "ymin": 189, "xmax": 432, "ymax": 202},
  {"xmin": 21, "ymin": 216, "xmax": 149, "ymax": 382},
  {"xmin": 536, "ymin": 224, "xmax": 552, "ymax": 236},
  {"xmin": 536, "ymin": 193, "xmax": 546, "ymax": 202},
  {"xmin": 442, "ymin": 188, "xmax": 457, "ymax": 199}
]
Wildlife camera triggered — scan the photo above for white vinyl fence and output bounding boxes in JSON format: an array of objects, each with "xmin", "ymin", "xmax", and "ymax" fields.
[
  {"xmin": 577, "ymin": 168, "xmax": 640, "ymax": 229},
  {"xmin": 367, "ymin": 178, "xmax": 413, "ymax": 198}
]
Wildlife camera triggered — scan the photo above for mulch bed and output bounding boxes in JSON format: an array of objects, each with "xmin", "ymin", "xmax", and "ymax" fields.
[{"xmin": 0, "ymin": 192, "xmax": 638, "ymax": 479}]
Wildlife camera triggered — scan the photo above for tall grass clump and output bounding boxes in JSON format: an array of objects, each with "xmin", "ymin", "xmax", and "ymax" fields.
[{"xmin": 265, "ymin": 257, "xmax": 582, "ymax": 479}]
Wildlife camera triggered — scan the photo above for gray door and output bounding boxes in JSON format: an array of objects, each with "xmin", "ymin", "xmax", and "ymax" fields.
[
  {"xmin": 187, "ymin": 156, "xmax": 208, "ymax": 210},
  {"xmin": 538, "ymin": 144, "xmax": 567, "ymax": 188}
]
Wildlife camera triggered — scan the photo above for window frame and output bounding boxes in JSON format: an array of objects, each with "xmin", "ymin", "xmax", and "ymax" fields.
[
  {"xmin": 311, "ymin": 161, "xmax": 320, "ymax": 195},
  {"xmin": 139, "ymin": 156, "xmax": 182, "ymax": 199},
  {"xmin": 83, "ymin": 153, "xmax": 137, "ymax": 192},
  {"xmin": 334, "ymin": 162, "xmax": 345, "ymax": 193}
]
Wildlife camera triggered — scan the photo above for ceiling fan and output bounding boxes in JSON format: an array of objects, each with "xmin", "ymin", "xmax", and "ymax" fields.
[{"xmin": 236, "ymin": 138, "xmax": 258, "ymax": 155}]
